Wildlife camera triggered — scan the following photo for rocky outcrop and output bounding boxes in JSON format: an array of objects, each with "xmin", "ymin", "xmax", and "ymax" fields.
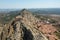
[{"xmin": 0, "ymin": 9, "xmax": 48, "ymax": 40}]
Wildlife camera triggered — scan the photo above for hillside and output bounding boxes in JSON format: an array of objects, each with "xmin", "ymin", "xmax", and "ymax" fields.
[
  {"xmin": 0, "ymin": 9, "xmax": 60, "ymax": 40},
  {"xmin": 0, "ymin": 9, "xmax": 48, "ymax": 40}
]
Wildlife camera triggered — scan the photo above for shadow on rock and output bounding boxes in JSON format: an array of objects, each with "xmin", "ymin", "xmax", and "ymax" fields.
[{"xmin": 22, "ymin": 26, "xmax": 33, "ymax": 40}]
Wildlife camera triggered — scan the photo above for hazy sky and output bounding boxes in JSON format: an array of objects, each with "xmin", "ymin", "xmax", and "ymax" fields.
[{"xmin": 0, "ymin": 0, "xmax": 60, "ymax": 9}]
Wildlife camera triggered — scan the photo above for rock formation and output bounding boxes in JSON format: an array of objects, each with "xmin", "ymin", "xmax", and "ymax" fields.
[{"xmin": 0, "ymin": 9, "xmax": 48, "ymax": 40}]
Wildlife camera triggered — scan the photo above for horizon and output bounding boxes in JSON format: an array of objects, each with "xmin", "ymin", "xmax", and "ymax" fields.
[
  {"xmin": 0, "ymin": 0, "xmax": 60, "ymax": 9},
  {"xmin": 0, "ymin": 8, "xmax": 60, "ymax": 9}
]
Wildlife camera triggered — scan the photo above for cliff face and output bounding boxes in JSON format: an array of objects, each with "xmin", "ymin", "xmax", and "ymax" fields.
[{"xmin": 0, "ymin": 9, "xmax": 48, "ymax": 40}]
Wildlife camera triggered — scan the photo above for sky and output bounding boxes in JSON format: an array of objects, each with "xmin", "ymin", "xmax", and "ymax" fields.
[{"xmin": 0, "ymin": 0, "xmax": 60, "ymax": 9}]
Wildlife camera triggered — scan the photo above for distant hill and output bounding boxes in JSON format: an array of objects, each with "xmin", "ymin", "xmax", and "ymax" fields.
[
  {"xmin": 0, "ymin": 9, "xmax": 21, "ymax": 13},
  {"xmin": 0, "ymin": 8, "xmax": 60, "ymax": 15},
  {"xmin": 28, "ymin": 8, "xmax": 60, "ymax": 15}
]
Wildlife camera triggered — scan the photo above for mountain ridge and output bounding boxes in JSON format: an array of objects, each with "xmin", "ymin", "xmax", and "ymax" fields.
[{"xmin": 0, "ymin": 9, "xmax": 48, "ymax": 40}]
